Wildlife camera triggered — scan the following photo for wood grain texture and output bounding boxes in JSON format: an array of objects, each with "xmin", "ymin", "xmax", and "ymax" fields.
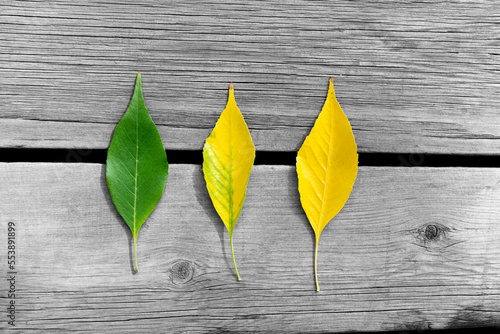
[
  {"xmin": 1, "ymin": 163, "xmax": 499, "ymax": 333},
  {"xmin": 1, "ymin": 1, "xmax": 500, "ymax": 153}
]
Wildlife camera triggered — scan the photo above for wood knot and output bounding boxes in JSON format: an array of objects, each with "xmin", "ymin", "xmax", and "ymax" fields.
[
  {"xmin": 425, "ymin": 224, "xmax": 439, "ymax": 240},
  {"xmin": 413, "ymin": 222, "xmax": 451, "ymax": 244},
  {"xmin": 170, "ymin": 260, "xmax": 195, "ymax": 284}
]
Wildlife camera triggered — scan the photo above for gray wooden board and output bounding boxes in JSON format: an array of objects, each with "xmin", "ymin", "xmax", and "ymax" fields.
[
  {"xmin": 1, "ymin": 163, "xmax": 500, "ymax": 333},
  {"xmin": 1, "ymin": 1, "xmax": 500, "ymax": 153}
]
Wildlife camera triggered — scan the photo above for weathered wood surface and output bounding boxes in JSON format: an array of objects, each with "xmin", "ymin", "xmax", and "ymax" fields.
[
  {"xmin": 1, "ymin": 163, "xmax": 499, "ymax": 333},
  {"xmin": 2, "ymin": 1, "xmax": 500, "ymax": 153}
]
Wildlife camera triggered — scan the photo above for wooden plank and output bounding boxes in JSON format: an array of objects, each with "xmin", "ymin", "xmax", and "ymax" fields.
[
  {"xmin": 1, "ymin": 163, "xmax": 499, "ymax": 333},
  {"xmin": 1, "ymin": 1, "xmax": 500, "ymax": 153}
]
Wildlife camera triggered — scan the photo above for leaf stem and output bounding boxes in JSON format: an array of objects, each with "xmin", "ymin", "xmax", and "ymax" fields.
[
  {"xmin": 229, "ymin": 234, "xmax": 241, "ymax": 281},
  {"xmin": 315, "ymin": 238, "xmax": 320, "ymax": 292},
  {"xmin": 133, "ymin": 235, "xmax": 139, "ymax": 272}
]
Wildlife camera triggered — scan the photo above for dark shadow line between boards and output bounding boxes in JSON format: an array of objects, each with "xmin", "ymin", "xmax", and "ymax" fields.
[{"xmin": 0, "ymin": 148, "xmax": 499, "ymax": 168}]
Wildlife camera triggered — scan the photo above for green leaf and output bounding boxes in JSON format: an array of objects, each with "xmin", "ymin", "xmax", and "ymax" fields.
[{"xmin": 106, "ymin": 73, "xmax": 168, "ymax": 272}]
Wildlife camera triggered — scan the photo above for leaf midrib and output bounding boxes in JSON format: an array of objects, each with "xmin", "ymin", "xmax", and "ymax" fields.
[
  {"xmin": 133, "ymin": 101, "xmax": 139, "ymax": 238},
  {"xmin": 318, "ymin": 99, "xmax": 333, "ymax": 235},
  {"xmin": 228, "ymin": 106, "xmax": 234, "ymax": 233}
]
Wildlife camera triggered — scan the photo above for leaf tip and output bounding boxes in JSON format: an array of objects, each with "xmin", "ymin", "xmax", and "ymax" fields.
[
  {"xmin": 133, "ymin": 73, "xmax": 144, "ymax": 102},
  {"xmin": 227, "ymin": 82, "xmax": 236, "ymax": 104}
]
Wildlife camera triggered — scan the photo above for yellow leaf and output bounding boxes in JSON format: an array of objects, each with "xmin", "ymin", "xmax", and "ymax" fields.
[
  {"xmin": 296, "ymin": 78, "xmax": 358, "ymax": 291},
  {"xmin": 203, "ymin": 83, "xmax": 256, "ymax": 281}
]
